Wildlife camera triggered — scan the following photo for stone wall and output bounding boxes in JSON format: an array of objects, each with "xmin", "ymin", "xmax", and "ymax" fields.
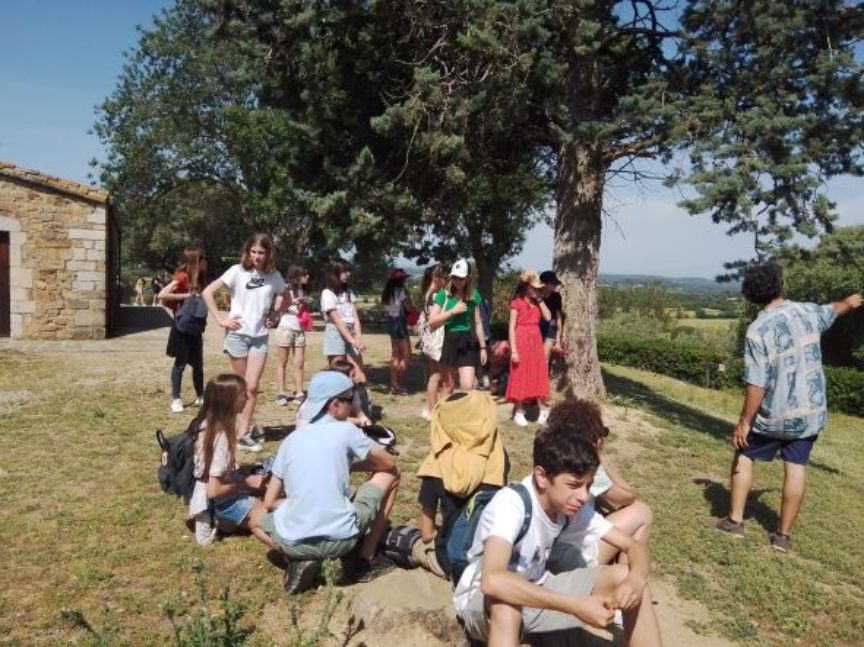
[{"xmin": 0, "ymin": 173, "xmax": 109, "ymax": 340}]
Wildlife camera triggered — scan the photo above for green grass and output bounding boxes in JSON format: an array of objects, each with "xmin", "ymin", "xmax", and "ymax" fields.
[
  {"xmin": 1, "ymin": 332, "xmax": 862, "ymax": 645},
  {"xmin": 603, "ymin": 363, "xmax": 864, "ymax": 646}
]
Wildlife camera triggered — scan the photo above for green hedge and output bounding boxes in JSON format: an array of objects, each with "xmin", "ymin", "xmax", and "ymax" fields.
[
  {"xmin": 823, "ymin": 366, "xmax": 864, "ymax": 417},
  {"xmin": 597, "ymin": 333, "xmax": 863, "ymax": 417}
]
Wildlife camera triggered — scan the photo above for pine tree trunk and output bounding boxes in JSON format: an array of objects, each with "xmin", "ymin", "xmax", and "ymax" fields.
[{"xmin": 553, "ymin": 144, "xmax": 606, "ymax": 400}]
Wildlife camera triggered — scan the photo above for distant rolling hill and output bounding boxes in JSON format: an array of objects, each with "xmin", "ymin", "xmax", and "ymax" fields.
[{"xmin": 599, "ymin": 273, "xmax": 739, "ymax": 293}]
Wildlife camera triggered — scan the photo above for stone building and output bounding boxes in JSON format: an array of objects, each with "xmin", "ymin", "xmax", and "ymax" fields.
[{"xmin": 0, "ymin": 161, "xmax": 118, "ymax": 339}]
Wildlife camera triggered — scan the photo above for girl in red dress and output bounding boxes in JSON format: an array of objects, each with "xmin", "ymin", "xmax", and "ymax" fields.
[{"xmin": 506, "ymin": 271, "xmax": 552, "ymax": 426}]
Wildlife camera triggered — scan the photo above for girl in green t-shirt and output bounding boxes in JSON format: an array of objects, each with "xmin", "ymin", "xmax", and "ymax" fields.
[{"xmin": 428, "ymin": 259, "xmax": 488, "ymax": 391}]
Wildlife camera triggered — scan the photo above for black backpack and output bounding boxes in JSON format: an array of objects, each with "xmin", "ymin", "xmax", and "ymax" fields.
[
  {"xmin": 174, "ymin": 295, "xmax": 208, "ymax": 335},
  {"xmin": 157, "ymin": 418, "xmax": 203, "ymax": 504}
]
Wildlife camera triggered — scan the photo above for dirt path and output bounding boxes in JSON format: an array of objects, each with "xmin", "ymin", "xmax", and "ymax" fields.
[{"xmin": 1, "ymin": 319, "xmax": 735, "ymax": 646}]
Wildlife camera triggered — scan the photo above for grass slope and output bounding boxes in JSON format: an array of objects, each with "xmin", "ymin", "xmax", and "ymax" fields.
[
  {"xmin": 603, "ymin": 364, "xmax": 864, "ymax": 645},
  {"xmin": 0, "ymin": 329, "xmax": 860, "ymax": 645}
]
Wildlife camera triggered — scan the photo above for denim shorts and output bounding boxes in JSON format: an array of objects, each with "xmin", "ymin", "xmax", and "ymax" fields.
[
  {"xmin": 212, "ymin": 493, "xmax": 256, "ymax": 526},
  {"xmin": 386, "ymin": 315, "xmax": 409, "ymax": 341},
  {"xmin": 223, "ymin": 332, "xmax": 269, "ymax": 358},
  {"xmin": 322, "ymin": 321, "xmax": 358, "ymax": 357},
  {"xmin": 739, "ymin": 432, "xmax": 817, "ymax": 466},
  {"xmin": 539, "ymin": 319, "xmax": 558, "ymax": 341}
]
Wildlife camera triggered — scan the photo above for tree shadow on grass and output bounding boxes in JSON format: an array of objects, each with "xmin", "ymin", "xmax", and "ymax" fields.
[
  {"xmin": 603, "ymin": 370, "xmax": 843, "ymax": 476},
  {"xmin": 602, "ymin": 369, "xmax": 730, "ymax": 441},
  {"xmin": 262, "ymin": 424, "xmax": 295, "ymax": 442},
  {"xmin": 693, "ymin": 477, "xmax": 780, "ymax": 534},
  {"xmin": 360, "ymin": 359, "xmax": 427, "ymax": 395}
]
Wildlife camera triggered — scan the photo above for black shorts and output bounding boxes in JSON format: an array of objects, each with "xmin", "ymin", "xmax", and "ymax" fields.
[{"xmin": 440, "ymin": 330, "xmax": 480, "ymax": 368}]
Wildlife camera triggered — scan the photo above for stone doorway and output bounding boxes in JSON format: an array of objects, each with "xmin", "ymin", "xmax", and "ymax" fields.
[{"xmin": 0, "ymin": 231, "xmax": 9, "ymax": 337}]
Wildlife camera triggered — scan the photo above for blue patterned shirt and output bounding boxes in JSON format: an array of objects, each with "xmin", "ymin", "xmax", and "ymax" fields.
[{"xmin": 743, "ymin": 301, "xmax": 836, "ymax": 438}]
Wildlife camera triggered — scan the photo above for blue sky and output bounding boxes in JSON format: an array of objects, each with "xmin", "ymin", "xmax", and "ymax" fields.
[{"xmin": 1, "ymin": 0, "xmax": 861, "ymax": 279}]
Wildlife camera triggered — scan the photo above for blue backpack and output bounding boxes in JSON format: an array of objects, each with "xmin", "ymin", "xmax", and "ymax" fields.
[
  {"xmin": 446, "ymin": 483, "xmax": 533, "ymax": 585},
  {"xmin": 174, "ymin": 295, "xmax": 208, "ymax": 335}
]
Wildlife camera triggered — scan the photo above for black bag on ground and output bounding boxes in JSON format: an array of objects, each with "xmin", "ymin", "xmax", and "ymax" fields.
[
  {"xmin": 157, "ymin": 418, "xmax": 203, "ymax": 504},
  {"xmin": 381, "ymin": 525, "xmax": 422, "ymax": 568},
  {"xmin": 174, "ymin": 295, "xmax": 208, "ymax": 335}
]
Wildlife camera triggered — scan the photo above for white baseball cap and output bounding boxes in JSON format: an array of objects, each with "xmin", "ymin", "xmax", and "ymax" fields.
[{"xmin": 450, "ymin": 258, "xmax": 470, "ymax": 278}]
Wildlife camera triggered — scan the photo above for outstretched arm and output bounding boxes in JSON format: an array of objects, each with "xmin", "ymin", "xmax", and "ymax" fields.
[{"xmin": 833, "ymin": 294, "xmax": 862, "ymax": 317}]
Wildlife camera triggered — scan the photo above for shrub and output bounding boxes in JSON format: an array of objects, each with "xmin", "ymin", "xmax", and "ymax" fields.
[
  {"xmin": 824, "ymin": 366, "xmax": 864, "ymax": 417},
  {"xmin": 598, "ymin": 334, "xmax": 863, "ymax": 417},
  {"xmin": 598, "ymin": 333, "xmax": 738, "ymax": 389}
]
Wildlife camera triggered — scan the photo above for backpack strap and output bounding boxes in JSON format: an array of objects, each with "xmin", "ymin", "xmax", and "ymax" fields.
[{"xmin": 508, "ymin": 483, "xmax": 533, "ymax": 546}]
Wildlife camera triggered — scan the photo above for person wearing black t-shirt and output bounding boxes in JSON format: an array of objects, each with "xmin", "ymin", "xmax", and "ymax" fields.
[{"xmin": 539, "ymin": 270, "xmax": 564, "ymax": 361}]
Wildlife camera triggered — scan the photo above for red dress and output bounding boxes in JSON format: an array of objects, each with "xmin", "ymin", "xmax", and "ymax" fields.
[{"xmin": 506, "ymin": 297, "xmax": 550, "ymax": 402}]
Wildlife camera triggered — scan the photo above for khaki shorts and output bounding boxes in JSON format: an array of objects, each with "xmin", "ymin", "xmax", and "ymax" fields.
[
  {"xmin": 261, "ymin": 482, "xmax": 385, "ymax": 561},
  {"xmin": 275, "ymin": 327, "xmax": 306, "ymax": 348},
  {"xmin": 459, "ymin": 566, "xmax": 600, "ymax": 641}
]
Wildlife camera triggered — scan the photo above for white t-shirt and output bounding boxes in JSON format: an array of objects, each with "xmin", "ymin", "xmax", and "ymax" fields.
[
  {"xmin": 321, "ymin": 288, "xmax": 357, "ymax": 324},
  {"xmin": 219, "ymin": 264, "xmax": 286, "ymax": 338},
  {"xmin": 188, "ymin": 430, "xmax": 235, "ymax": 517},
  {"xmin": 278, "ymin": 287, "xmax": 306, "ymax": 330},
  {"xmin": 454, "ymin": 475, "xmax": 563, "ymax": 614},
  {"xmin": 384, "ymin": 287, "xmax": 407, "ymax": 317},
  {"xmin": 553, "ymin": 501, "xmax": 614, "ymax": 568}
]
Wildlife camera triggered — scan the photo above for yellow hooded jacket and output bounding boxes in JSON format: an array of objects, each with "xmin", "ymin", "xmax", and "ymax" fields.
[{"xmin": 417, "ymin": 390, "xmax": 506, "ymax": 497}]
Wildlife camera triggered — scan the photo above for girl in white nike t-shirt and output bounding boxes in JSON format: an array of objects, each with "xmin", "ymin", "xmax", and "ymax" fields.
[{"xmin": 202, "ymin": 233, "xmax": 287, "ymax": 449}]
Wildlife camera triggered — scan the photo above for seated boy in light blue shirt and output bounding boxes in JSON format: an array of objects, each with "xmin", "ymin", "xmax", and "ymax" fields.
[{"xmin": 261, "ymin": 371, "xmax": 399, "ymax": 593}]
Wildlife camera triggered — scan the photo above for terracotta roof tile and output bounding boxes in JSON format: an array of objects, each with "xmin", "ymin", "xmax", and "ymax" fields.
[{"xmin": 0, "ymin": 160, "xmax": 109, "ymax": 204}]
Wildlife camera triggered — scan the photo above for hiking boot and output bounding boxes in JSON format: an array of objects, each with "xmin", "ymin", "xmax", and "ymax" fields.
[
  {"xmin": 349, "ymin": 554, "xmax": 396, "ymax": 584},
  {"xmin": 170, "ymin": 398, "xmax": 184, "ymax": 414},
  {"xmin": 513, "ymin": 410, "xmax": 528, "ymax": 427},
  {"xmin": 237, "ymin": 433, "xmax": 263, "ymax": 453},
  {"xmin": 537, "ymin": 407, "xmax": 550, "ymax": 425},
  {"xmin": 275, "ymin": 393, "xmax": 290, "ymax": 406},
  {"xmin": 283, "ymin": 560, "xmax": 321, "ymax": 594},
  {"xmin": 716, "ymin": 517, "xmax": 745, "ymax": 538},
  {"xmin": 770, "ymin": 531, "xmax": 791, "ymax": 553}
]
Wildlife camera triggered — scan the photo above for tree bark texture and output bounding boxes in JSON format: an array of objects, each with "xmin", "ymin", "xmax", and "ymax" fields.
[{"xmin": 553, "ymin": 144, "xmax": 606, "ymax": 400}]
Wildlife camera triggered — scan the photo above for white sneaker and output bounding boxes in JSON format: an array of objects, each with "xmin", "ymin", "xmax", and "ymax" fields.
[
  {"xmin": 237, "ymin": 433, "xmax": 263, "ymax": 452},
  {"xmin": 537, "ymin": 407, "xmax": 550, "ymax": 425},
  {"xmin": 421, "ymin": 407, "xmax": 432, "ymax": 421},
  {"xmin": 513, "ymin": 410, "xmax": 528, "ymax": 427},
  {"xmin": 194, "ymin": 512, "xmax": 217, "ymax": 546},
  {"xmin": 193, "ymin": 396, "xmax": 203, "ymax": 407},
  {"xmin": 170, "ymin": 398, "xmax": 184, "ymax": 414}
]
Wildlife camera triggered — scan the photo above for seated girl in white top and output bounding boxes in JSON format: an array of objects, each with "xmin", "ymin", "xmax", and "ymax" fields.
[
  {"xmin": 187, "ymin": 373, "xmax": 275, "ymax": 549},
  {"xmin": 544, "ymin": 398, "xmax": 654, "ymax": 569}
]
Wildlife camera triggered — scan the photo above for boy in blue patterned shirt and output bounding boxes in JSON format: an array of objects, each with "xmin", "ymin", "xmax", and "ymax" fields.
[{"xmin": 717, "ymin": 261, "xmax": 861, "ymax": 552}]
